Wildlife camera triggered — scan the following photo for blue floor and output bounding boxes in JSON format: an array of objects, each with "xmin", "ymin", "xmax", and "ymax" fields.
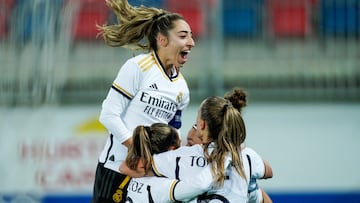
[{"xmin": 2, "ymin": 192, "xmax": 360, "ymax": 203}]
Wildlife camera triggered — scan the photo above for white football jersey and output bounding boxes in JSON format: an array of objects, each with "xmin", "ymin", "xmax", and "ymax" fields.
[
  {"xmin": 242, "ymin": 147, "xmax": 266, "ymax": 203},
  {"xmin": 125, "ymin": 177, "xmax": 177, "ymax": 203},
  {"xmin": 99, "ymin": 51, "xmax": 190, "ymax": 171},
  {"xmin": 152, "ymin": 144, "xmax": 206, "ymax": 179},
  {"xmin": 153, "ymin": 144, "xmax": 248, "ymax": 203},
  {"xmin": 126, "ymin": 166, "xmax": 214, "ymax": 203}
]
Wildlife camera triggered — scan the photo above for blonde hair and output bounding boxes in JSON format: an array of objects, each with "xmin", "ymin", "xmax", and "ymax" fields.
[
  {"xmin": 125, "ymin": 123, "xmax": 180, "ymax": 174},
  {"xmin": 201, "ymin": 96, "xmax": 247, "ymax": 187},
  {"xmin": 98, "ymin": 0, "xmax": 184, "ymax": 51}
]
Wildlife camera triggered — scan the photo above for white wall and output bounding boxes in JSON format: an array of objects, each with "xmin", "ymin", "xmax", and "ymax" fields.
[
  {"xmin": 182, "ymin": 102, "xmax": 360, "ymax": 192},
  {"xmin": 1, "ymin": 103, "xmax": 359, "ymax": 194}
]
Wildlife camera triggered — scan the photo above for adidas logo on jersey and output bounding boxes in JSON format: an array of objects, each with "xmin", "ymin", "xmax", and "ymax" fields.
[{"xmin": 149, "ymin": 83, "xmax": 158, "ymax": 89}]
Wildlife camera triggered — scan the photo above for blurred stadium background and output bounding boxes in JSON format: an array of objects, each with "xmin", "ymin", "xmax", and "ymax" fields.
[
  {"xmin": 1, "ymin": 0, "xmax": 359, "ymax": 105},
  {"xmin": 0, "ymin": 0, "xmax": 360, "ymax": 202}
]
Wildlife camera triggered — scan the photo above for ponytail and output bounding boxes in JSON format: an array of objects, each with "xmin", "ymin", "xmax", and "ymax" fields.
[
  {"xmin": 126, "ymin": 125, "xmax": 153, "ymax": 173},
  {"xmin": 125, "ymin": 123, "xmax": 181, "ymax": 173},
  {"xmin": 201, "ymin": 96, "xmax": 247, "ymax": 187}
]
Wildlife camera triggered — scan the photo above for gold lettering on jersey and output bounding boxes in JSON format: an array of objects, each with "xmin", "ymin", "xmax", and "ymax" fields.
[
  {"xmin": 113, "ymin": 175, "xmax": 131, "ymax": 202},
  {"xmin": 176, "ymin": 92, "xmax": 183, "ymax": 104}
]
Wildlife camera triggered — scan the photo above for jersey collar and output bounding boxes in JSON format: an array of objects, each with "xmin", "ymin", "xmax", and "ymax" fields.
[{"xmin": 153, "ymin": 51, "xmax": 179, "ymax": 81}]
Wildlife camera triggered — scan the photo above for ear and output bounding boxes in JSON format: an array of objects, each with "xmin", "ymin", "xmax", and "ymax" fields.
[
  {"xmin": 157, "ymin": 33, "xmax": 168, "ymax": 47},
  {"xmin": 199, "ymin": 119, "xmax": 206, "ymax": 130}
]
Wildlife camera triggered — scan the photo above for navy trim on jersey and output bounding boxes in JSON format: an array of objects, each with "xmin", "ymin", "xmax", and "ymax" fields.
[
  {"xmin": 246, "ymin": 154, "xmax": 258, "ymax": 193},
  {"xmin": 151, "ymin": 166, "xmax": 166, "ymax": 178},
  {"xmin": 168, "ymin": 110, "xmax": 182, "ymax": 129},
  {"xmin": 172, "ymin": 181, "xmax": 182, "ymax": 203},
  {"xmin": 146, "ymin": 185, "xmax": 155, "ymax": 203},
  {"xmin": 125, "ymin": 196, "xmax": 133, "ymax": 203},
  {"xmin": 111, "ymin": 85, "xmax": 132, "ymax": 100},
  {"xmin": 153, "ymin": 51, "xmax": 178, "ymax": 81},
  {"xmin": 175, "ymin": 157, "xmax": 181, "ymax": 179},
  {"xmin": 246, "ymin": 154, "xmax": 252, "ymax": 179},
  {"xmin": 104, "ymin": 134, "xmax": 114, "ymax": 164},
  {"xmin": 197, "ymin": 193, "xmax": 230, "ymax": 203}
]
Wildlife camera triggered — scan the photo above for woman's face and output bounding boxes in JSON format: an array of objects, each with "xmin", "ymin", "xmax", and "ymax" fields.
[
  {"xmin": 195, "ymin": 104, "xmax": 210, "ymax": 145},
  {"xmin": 160, "ymin": 19, "xmax": 195, "ymax": 69},
  {"xmin": 186, "ymin": 125, "xmax": 202, "ymax": 146}
]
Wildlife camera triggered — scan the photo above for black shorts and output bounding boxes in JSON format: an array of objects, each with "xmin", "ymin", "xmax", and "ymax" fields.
[{"xmin": 91, "ymin": 162, "xmax": 131, "ymax": 203}]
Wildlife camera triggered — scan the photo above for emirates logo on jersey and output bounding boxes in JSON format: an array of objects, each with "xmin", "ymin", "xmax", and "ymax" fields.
[{"xmin": 140, "ymin": 92, "xmax": 177, "ymax": 112}]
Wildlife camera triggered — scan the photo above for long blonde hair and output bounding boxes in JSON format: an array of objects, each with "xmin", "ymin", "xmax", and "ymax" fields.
[
  {"xmin": 201, "ymin": 96, "xmax": 247, "ymax": 187},
  {"xmin": 98, "ymin": 0, "xmax": 184, "ymax": 51}
]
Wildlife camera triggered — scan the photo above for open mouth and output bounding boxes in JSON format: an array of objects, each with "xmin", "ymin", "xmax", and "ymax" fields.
[{"xmin": 180, "ymin": 50, "xmax": 190, "ymax": 60}]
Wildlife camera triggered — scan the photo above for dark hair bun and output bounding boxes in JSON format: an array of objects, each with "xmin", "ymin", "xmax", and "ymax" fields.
[{"xmin": 224, "ymin": 87, "xmax": 247, "ymax": 113}]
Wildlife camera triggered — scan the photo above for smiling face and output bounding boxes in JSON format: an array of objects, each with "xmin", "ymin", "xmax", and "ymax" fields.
[{"xmin": 157, "ymin": 19, "xmax": 195, "ymax": 70}]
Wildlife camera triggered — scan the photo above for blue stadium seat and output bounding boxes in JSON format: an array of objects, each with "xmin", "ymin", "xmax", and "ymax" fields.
[
  {"xmin": 320, "ymin": 0, "xmax": 360, "ymax": 37},
  {"xmin": 11, "ymin": 0, "xmax": 64, "ymax": 43},
  {"xmin": 223, "ymin": 0, "xmax": 264, "ymax": 37},
  {"xmin": 128, "ymin": 0, "xmax": 164, "ymax": 7}
]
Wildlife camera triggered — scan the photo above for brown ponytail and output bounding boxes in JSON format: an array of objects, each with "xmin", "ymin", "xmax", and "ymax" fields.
[
  {"xmin": 224, "ymin": 87, "xmax": 247, "ymax": 114},
  {"xmin": 125, "ymin": 123, "xmax": 180, "ymax": 173}
]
